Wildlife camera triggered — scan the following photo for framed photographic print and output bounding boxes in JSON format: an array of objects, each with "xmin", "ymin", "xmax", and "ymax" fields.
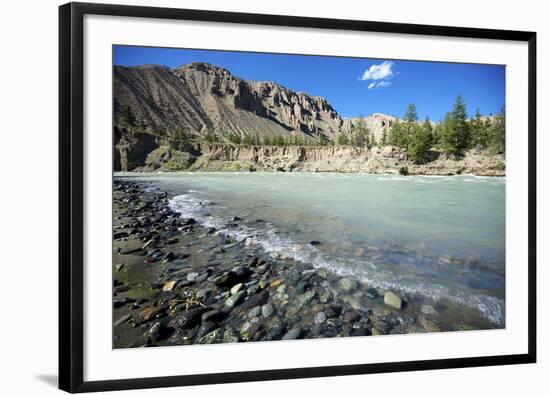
[{"xmin": 59, "ymin": 2, "xmax": 537, "ymax": 392}]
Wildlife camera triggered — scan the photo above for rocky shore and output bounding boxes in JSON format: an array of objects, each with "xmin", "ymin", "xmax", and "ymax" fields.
[{"xmin": 113, "ymin": 180, "xmax": 495, "ymax": 348}]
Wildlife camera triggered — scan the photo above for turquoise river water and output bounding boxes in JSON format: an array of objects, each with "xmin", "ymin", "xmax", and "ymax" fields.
[{"xmin": 115, "ymin": 172, "xmax": 505, "ymax": 326}]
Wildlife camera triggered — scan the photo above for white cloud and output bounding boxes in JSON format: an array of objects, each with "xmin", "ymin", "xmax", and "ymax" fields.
[
  {"xmin": 361, "ymin": 61, "xmax": 394, "ymax": 81},
  {"xmin": 368, "ymin": 81, "xmax": 391, "ymax": 90}
]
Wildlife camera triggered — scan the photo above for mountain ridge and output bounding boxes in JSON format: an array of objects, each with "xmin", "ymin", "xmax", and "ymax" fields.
[{"xmin": 114, "ymin": 61, "xmax": 395, "ymax": 143}]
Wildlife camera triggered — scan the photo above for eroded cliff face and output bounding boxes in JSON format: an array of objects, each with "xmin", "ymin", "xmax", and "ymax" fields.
[
  {"xmin": 114, "ymin": 62, "xmax": 346, "ymax": 142},
  {"xmin": 113, "ymin": 126, "xmax": 505, "ymax": 176},
  {"xmin": 114, "ymin": 126, "xmax": 160, "ymax": 171},
  {"xmin": 186, "ymin": 143, "xmax": 505, "ymax": 176}
]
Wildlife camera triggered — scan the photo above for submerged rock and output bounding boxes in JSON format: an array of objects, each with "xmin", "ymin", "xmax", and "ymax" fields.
[
  {"xmin": 248, "ymin": 306, "xmax": 262, "ymax": 318},
  {"xmin": 338, "ymin": 277, "xmax": 359, "ymax": 292},
  {"xmin": 420, "ymin": 304, "xmax": 438, "ymax": 315},
  {"xmin": 175, "ymin": 307, "xmax": 207, "ymax": 328},
  {"xmin": 114, "ymin": 313, "xmax": 132, "ymax": 327},
  {"xmin": 223, "ymin": 328, "xmax": 240, "ymax": 343},
  {"xmin": 237, "ymin": 290, "xmax": 269, "ymax": 310},
  {"xmin": 282, "ymin": 327, "xmax": 302, "ymax": 340},
  {"xmin": 418, "ymin": 315, "xmax": 441, "ymax": 332},
  {"xmin": 261, "ymin": 303, "xmax": 274, "ymax": 318},
  {"xmin": 365, "ymin": 287, "xmax": 379, "ymax": 299},
  {"xmin": 225, "ymin": 291, "xmax": 246, "ymax": 309},
  {"xmin": 315, "ymin": 311, "xmax": 327, "ymax": 325},
  {"xmin": 384, "ymin": 291, "xmax": 403, "ymax": 310},
  {"xmin": 201, "ymin": 309, "xmax": 222, "ymax": 323},
  {"xmin": 197, "ymin": 328, "xmax": 224, "ymax": 344},
  {"xmin": 296, "ymin": 290, "xmax": 316, "ymax": 307},
  {"xmin": 143, "ymin": 322, "xmax": 163, "ymax": 342},
  {"xmin": 162, "ymin": 280, "xmax": 177, "ymax": 292},
  {"xmin": 343, "ymin": 309, "xmax": 360, "ymax": 323},
  {"xmin": 186, "ymin": 272, "xmax": 199, "ymax": 282},
  {"xmin": 230, "ymin": 283, "xmax": 244, "ymax": 295}
]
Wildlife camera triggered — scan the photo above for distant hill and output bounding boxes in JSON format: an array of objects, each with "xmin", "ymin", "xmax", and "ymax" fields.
[{"xmin": 114, "ymin": 62, "xmax": 397, "ymax": 144}]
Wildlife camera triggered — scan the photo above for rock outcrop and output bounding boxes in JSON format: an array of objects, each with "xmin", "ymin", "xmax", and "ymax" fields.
[
  {"xmin": 342, "ymin": 113, "xmax": 398, "ymax": 142},
  {"xmin": 114, "ymin": 62, "xmax": 346, "ymax": 143},
  {"xmin": 114, "ymin": 126, "xmax": 505, "ymax": 176},
  {"xmin": 182, "ymin": 143, "xmax": 505, "ymax": 176},
  {"xmin": 114, "ymin": 126, "xmax": 160, "ymax": 171}
]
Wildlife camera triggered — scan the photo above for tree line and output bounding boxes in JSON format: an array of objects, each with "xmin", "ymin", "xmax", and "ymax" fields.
[
  {"xmin": 116, "ymin": 96, "xmax": 505, "ymax": 159},
  {"xmin": 385, "ymin": 96, "xmax": 505, "ymax": 162}
]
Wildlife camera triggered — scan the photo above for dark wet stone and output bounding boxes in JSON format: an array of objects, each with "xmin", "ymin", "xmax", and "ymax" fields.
[
  {"xmin": 343, "ymin": 309, "xmax": 360, "ymax": 323},
  {"xmin": 175, "ymin": 307, "xmax": 207, "ymax": 328},
  {"xmin": 307, "ymin": 274, "xmax": 324, "ymax": 285},
  {"xmin": 113, "ymin": 297, "xmax": 135, "ymax": 308},
  {"xmin": 186, "ymin": 272, "xmax": 199, "ymax": 282},
  {"xmin": 114, "ymin": 285, "xmax": 130, "ymax": 293},
  {"xmin": 237, "ymin": 290, "xmax": 269, "ymax": 311},
  {"xmin": 162, "ymin": 252, "xmax": 176, "ymax": 261},
  {"xmin": 201, "ymin": 309, "xmax": 223, "ymax": 322},
  {"xmin": 384, "ymin": 314, "xmax": 400, "ymax": 330},
  {"xmin": 196, "ymin": 321, "xmax": 218, "ymax": 338},
  {"xmin": 294, "ymin": 281, "xmax": 309, "ymax": 294},
  {"xmin": 195, "ymin": 272, "xmax": 210, "ymax": 283},
  {"xmin": 282, "ymin": 327, "xmax": 302, "ymax": 340},
  {"xmin": 248, "ymin": 256, "xmax": 260, "ymax": 267},
  {"xmin": 114, "ymin": 313, "xmax": 132, "ymax": 326},
  {"xmin": 113, "ymin": 231, "xmax": 129, "ymax": 240},
  {"xmin": 325, "ymin": 304, "xmax": 342, "ymax": 318},
  {"xmin": 246, "ymin": 283, "xmax": 261, "ymax": 295},
  {"xmin": 315, "ymin": 311, "xmax": 327, "ymax": 325},
  {"xmin": 196, "ymin": 287, "xmax": 215, "ymax": 300},
  {"xmin": 337, "ymin": 277, "xmax": 359, "ymax": 292},
  {"xmin": 255, "ymin": 264, "xmax": 270, "ymax": 274},
  {"xmin": 365, "ymin": 287, "xmax": 379, "ymax": 298},
  {"xmin": 246, "ymin": 322, "xmax": 263, "ymax": 338},
  {"xmin": 214, "ymin": 267, "xmax": 251, "ymax": 288},
  {"xmin": 295, "ymin": 290, "xmax": 316, "ymax": 307},
  {"xmin": 223, "ymin": 328, "xmax": 240, "ymax": 343},
  {"xmin": 285, "ymin": 271, "xmax": 301, "ymax": 286},
  {"xmin": 261, "ymin": 303, "xmax": 274, "ymax": 318},
  {"xmin": 225, "ymin": 291, "xmax": 246, "ymax": 309},
  {"xmin": 266, "ymin": 323, "xmax": 285, "ymax": 340},
  {"xmin": 351, "ymin": 327, "xmax": 372, "ymax": 337},
  {"xmin": 248, "ymin": 306, "xmax": 261, "ymax": 318},
  {"xmin": 231, "ymin": 216, "xmax": 242, "ymax": 222},
  {"xmin": 309, "ymin": 240, "xmax": 321, "ymax": 246},
  {"xmin": 181, "ymin": 218, "xmax": 196, "ymax": 225},
  {"xmin": 144, "ymin": 322, "xmax": 163, "ymax": 342},
  {"xmin": 197, "ymin": 327, "xmax": 224, "ymax": 344}
]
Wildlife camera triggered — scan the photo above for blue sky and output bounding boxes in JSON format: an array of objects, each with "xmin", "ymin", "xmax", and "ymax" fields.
[{"xmin": 114, "ymin": 45, "xmax": 505, "ymax": 121}]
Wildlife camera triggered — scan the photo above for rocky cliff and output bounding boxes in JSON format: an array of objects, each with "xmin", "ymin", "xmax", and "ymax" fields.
[
  {"xmin": 114, "ymin": 127, "xmax": 505, "ymax": 176},
  {"xmin": 114, "ymin": 62, "xmax": 347, "ymax": 143}
]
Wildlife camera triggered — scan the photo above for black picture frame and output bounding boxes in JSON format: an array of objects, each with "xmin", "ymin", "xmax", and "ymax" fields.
[{"xmin": 59, "ymin": 2, "xmax": 537, "ymax": 393}]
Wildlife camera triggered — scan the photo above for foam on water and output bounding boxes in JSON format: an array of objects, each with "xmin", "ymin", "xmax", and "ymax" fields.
[{"xmin": 169, "ymin": 192, "xmax": 504, "ymax": 326}]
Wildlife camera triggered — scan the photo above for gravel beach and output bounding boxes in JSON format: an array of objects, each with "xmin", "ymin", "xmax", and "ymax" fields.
[{"xmin": 112, "ymin": 179, "xmax": 496, "ymax": 348}]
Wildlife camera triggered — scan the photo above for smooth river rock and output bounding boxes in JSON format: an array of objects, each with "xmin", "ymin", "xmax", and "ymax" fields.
[
  {"xmin": 282, "ymin": 327, "xmax": 302, "ymax": 340},
  {"xmin": 338, "ymin": 277, "xmax": 359, "ymax": 292},
  {"xmin": 384, "ymin": 291, "xmax": 403, "ymax": 310},
  {"xmin": 225, "ymin": 290, "xmax": 246, "ymax": 308}
]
